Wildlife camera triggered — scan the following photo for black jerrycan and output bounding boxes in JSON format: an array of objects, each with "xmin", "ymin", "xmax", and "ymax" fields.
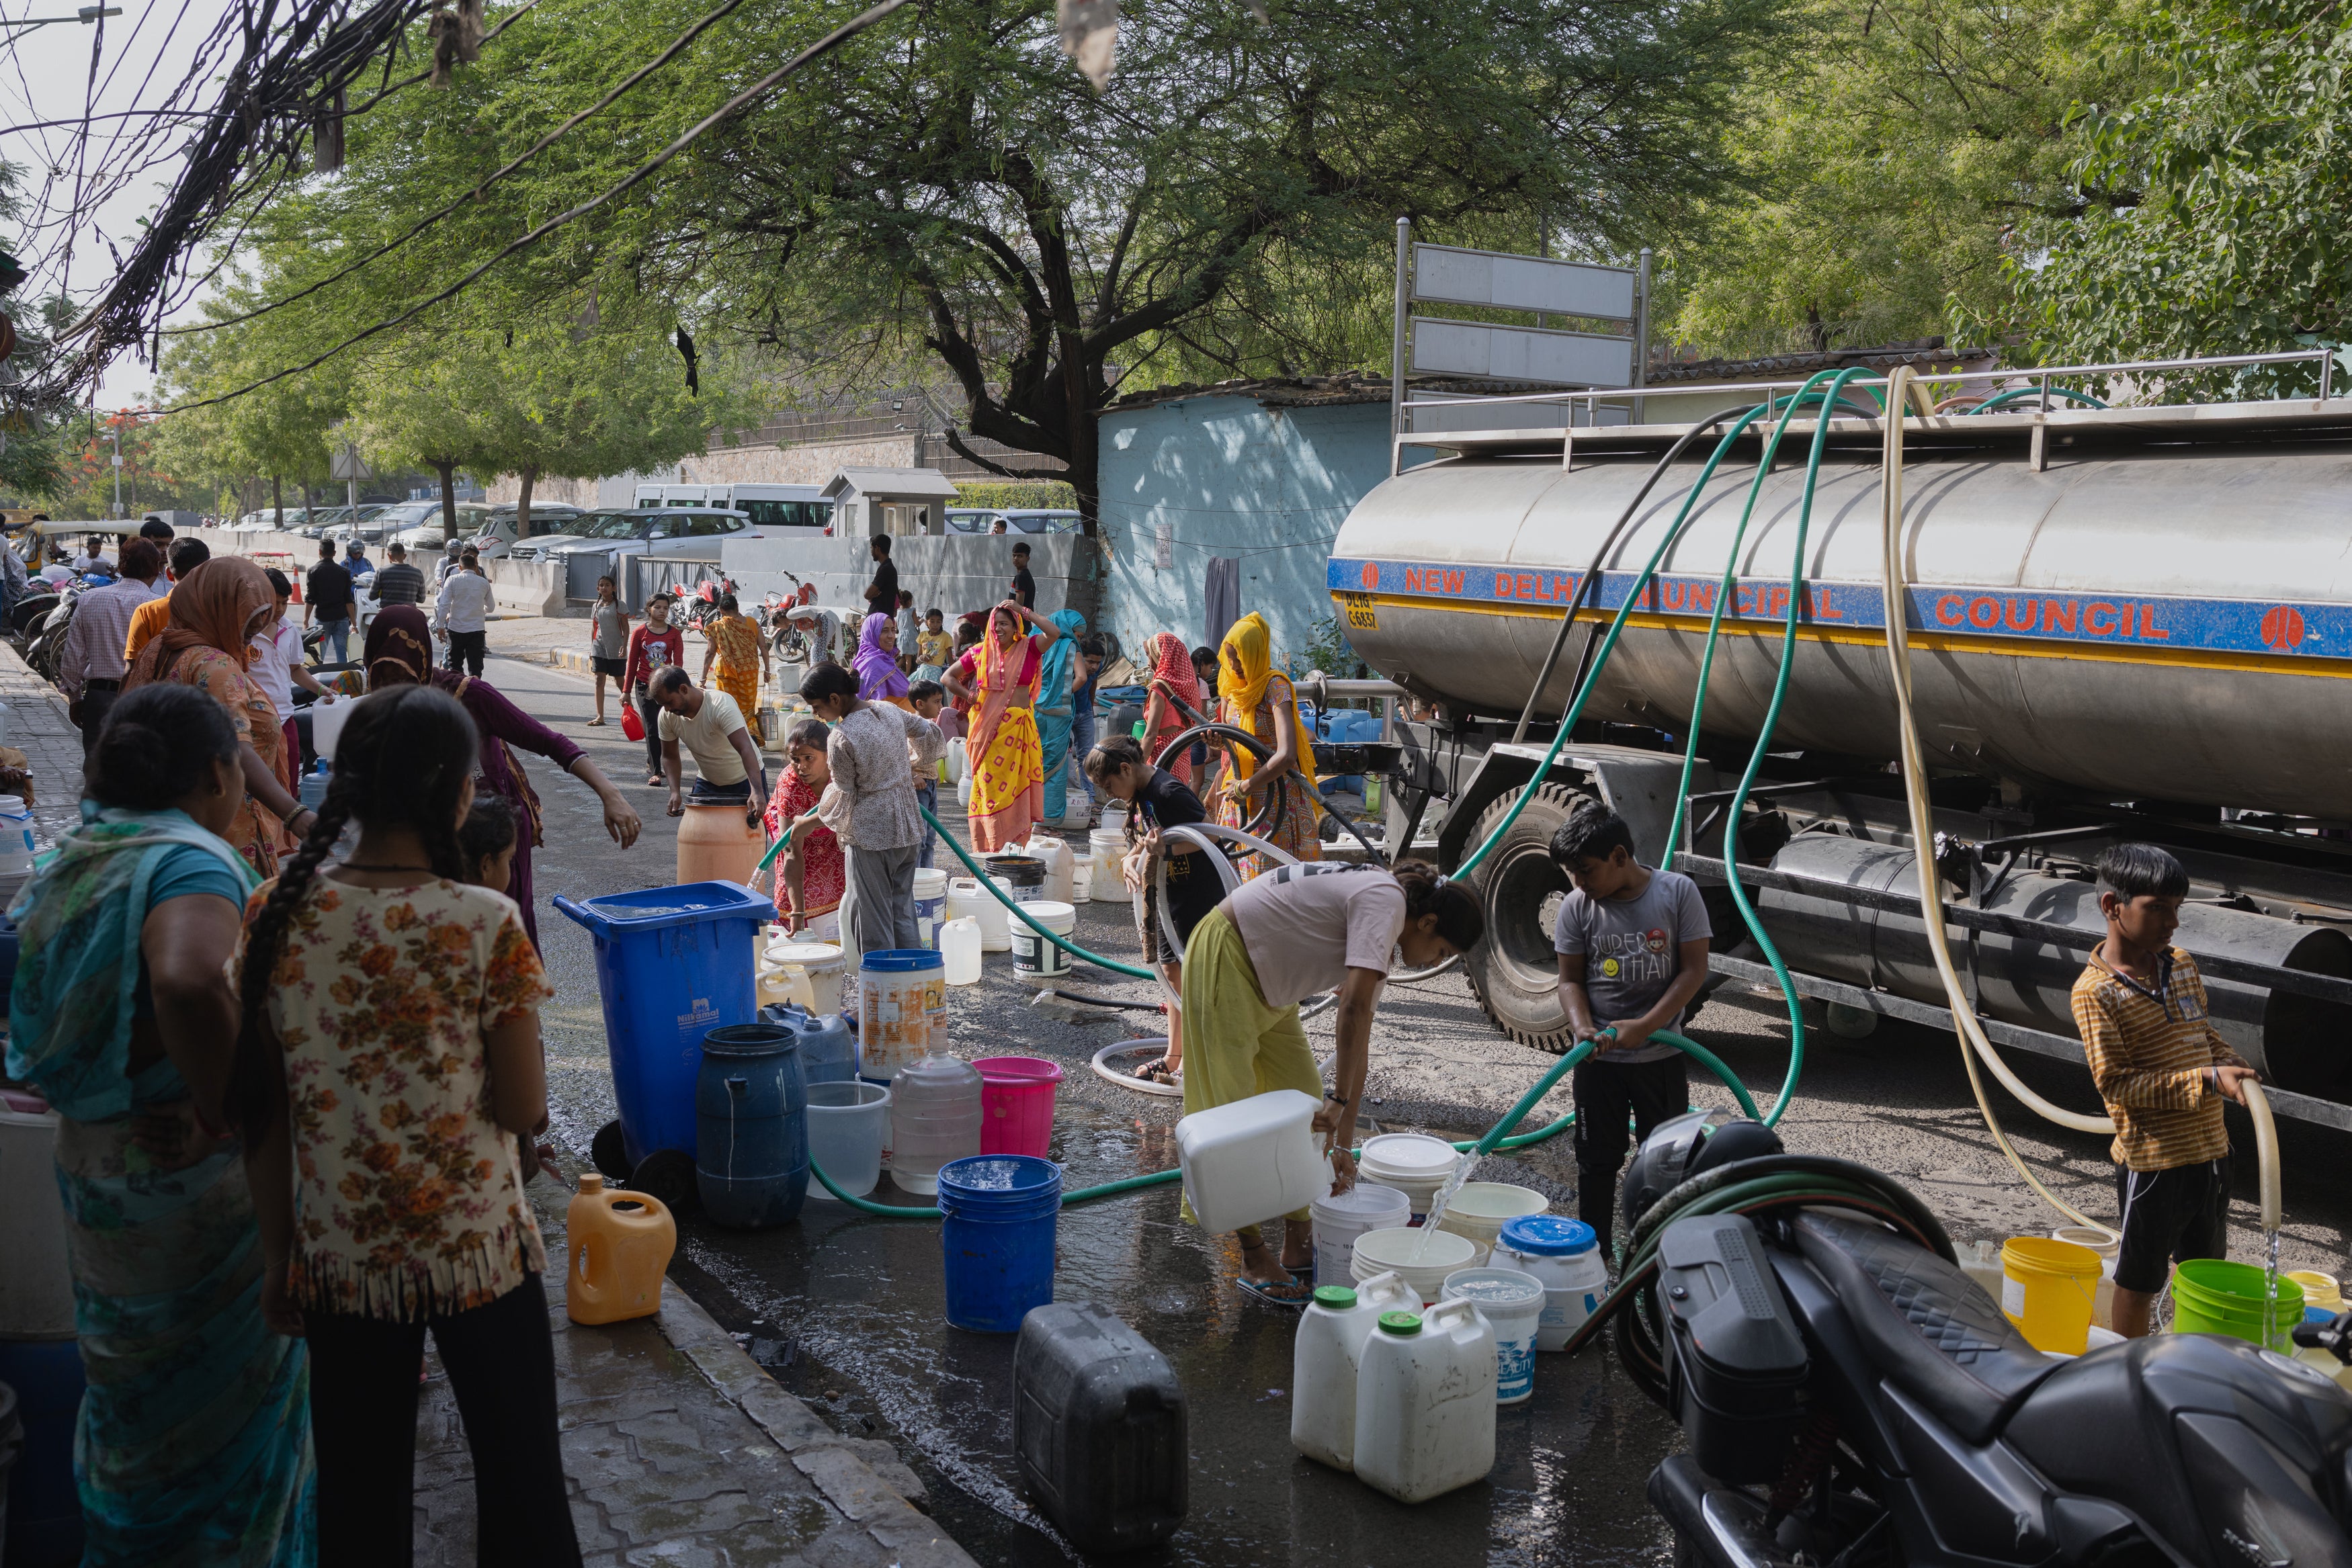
[{"xmin": 1012, "ymin": 1301, "xmax": 1188, "ymax": 1552}]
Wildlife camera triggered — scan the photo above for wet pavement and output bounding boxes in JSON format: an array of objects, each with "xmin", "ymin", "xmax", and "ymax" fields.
[{"xmin": 487, "ymin": 645, "xmax": 2352, "ymax": 1568}]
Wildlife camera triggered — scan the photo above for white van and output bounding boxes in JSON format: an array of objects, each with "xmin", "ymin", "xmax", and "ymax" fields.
[{"xmin": 703, "ymin": 484, "xmax": 835, "ymax": 533}]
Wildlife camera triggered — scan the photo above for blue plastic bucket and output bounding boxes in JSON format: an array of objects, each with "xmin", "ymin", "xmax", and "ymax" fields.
[
  {"xmin": 554, "ymin": 881, "xmax": 772, "ymax": 1168},
  {"xmin": 696, "ymin": 1024, "xmax": 810, "ymax": 1229},
  {"xmin": 937, "ymin": 1155, "xmax": 1062, "ymax": 1333}
]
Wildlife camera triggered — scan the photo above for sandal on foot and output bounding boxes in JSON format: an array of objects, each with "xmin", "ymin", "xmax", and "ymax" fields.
[
  {"xmin": 1234, "ymin": 1272, "xmax": 1312, "ymax": 1309},
  {"xmin": 586, "ymin": 717, "xmax": 606, "ymax": 727}
]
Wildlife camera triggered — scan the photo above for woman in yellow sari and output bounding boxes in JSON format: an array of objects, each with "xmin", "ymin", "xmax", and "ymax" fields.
[
  {"xmin": 943, "ymin": 599, "xmax": 1067, "ymax": 851},
  {"xmin": 1214, "ymin": 611, "xmax": 1321, "ymax": 877},
  {"xmin": 700, "ymin": 592, "xmax": 768, "ymax": 722}
]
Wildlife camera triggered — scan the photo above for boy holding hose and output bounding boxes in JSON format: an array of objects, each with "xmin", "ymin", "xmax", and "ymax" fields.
[{"xmin": 2072, "ymin": 843, "xmax": 2260, "ymax": 1338}]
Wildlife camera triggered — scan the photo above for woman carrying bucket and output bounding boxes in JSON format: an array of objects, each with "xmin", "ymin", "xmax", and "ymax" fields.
[{"xmin": 1180, "ymin": 859, "xmax": 1483, "ymax": 1304}]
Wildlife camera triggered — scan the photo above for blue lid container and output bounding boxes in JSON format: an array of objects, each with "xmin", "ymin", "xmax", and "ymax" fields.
[
  {"xmin": 1498, "ymin": 1215, "xmax": 1598, "ymax": 1256},
  {"xmin": 859, "ymin": 949, "xmax": 946, "ymax": 973},
  {"xmin": 554, "ymin": 881, "xmax": 772, "ymax": 1169}
]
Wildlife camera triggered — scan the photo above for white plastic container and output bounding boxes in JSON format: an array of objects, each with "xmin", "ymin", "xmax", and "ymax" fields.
[
  {"xmin": 1442, "ymin": 1267, "xmax": 1546, "ymax": 1404},
  {"xmin": 0, "ymin": 799, "xmax": 33, "ymax": 877},
  {"xmin": 946, "ymin": 876, "xmax": 1013, "ymax": 951},
  {"xmin": 1357, "ymin": 1133, "xmax": 1464, "ymax": 1219},
  {"xmin": 1310, "ymin": 1182, "xmax": 1412, "ymax": 1287},
  {"xmin": 1430, "ymin": 1182, "xmax": 1550, "ymax": 1264},
  {"xmin": 1088, "ymin": 827, "xmax": 1131, "ymax": 906},
  {"xmin": 1290, "ymin": 1270, "xmax": 1423, "ymax": 1472},
  {"xmin": 1493, "ymin": 1215, "xmax": 1609, "ymax": 1351},
  {"xmin": 1353, "ymin": 1299, "xmax": 1497, "ymax": 1504},
  {"xmin": 886, "ymin": 1050, "xmax": 982, "ymax": 1195},
  {"xmin": 767, "ymin": 941, "xmax": 845, "ymax": 1015},
  {"xmin": 911, "ymin": 867, "xmax": 949, "ymax": 949},
  {"xmin": 310, "ymin": 695, "xmax": 354, "ymax": 760},
  {"xmin": 956, "ymin": 773, "xmax": 973, "ymax": 808},
  {"xmin": 806, "ymin": 1080, "xmax": 890, "ymax": 1200},
  {"xmin": 946, "ymin": 736, "xmax": 969, "ymax": 782},
  {"xmin": 1174, "ymin": 1089, "xmax": 1329, "ymax": 1235},
  {"xmin": 1021, "ymin": 836, "xmax": 1075, "ymax": 904},
  {"xmin": 939, "ymin": 917, "xmax": 983, "ymax": 985},
  {"xmin": 1010, "ymin": 900, "xmax": 1077, "ymax": 979},
  {"xmin": 1070, "ymin": 861, "xmax": 1093, "ymax": 904},
  {"xmin": 2052, "ymin": 1223, "xmax": 2122, "ymax": 1330},
  {"xmin": 0, "ymin": 1100, "xmax": 77, "ymax": 1336},
  {"xmin": 1351, "ymin": 1226, "xmax": 1479, "ymax": 1305}
]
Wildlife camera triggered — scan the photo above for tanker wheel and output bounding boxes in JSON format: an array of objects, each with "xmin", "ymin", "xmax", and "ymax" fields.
[{"xmin": 1462, "ymin": 781, "xmax": 1597, "ymax": 1053}]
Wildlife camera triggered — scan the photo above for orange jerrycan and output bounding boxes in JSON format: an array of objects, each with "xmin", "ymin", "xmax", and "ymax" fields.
[{"xmin": 566, "ymin": 1172, "xmax": 676, "ymax": 1325}]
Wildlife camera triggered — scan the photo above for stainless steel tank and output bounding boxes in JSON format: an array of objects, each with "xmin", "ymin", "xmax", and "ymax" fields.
[{"xmin": 1332, "ymin": 441, "xmax": 2352, "ymax": 816}]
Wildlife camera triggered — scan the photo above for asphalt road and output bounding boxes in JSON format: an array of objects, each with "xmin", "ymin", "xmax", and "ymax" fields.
[{"xmin": 490, "ymin": 650, "xmax": 2352, "ymax": 1567}]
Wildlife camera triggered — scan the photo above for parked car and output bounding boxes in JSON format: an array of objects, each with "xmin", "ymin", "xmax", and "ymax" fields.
[
  {"xmin": 470, "ymin": 503, "xmax": 586, "ymax": 560},
  {"xmin": 943, "ymin": 507, "xmax": 1083, "ymax": 535},
  {"xmin": 538, "ymin": 507, "xmax": 764, "ymax": 590},
  {"xmin": 388, "ymin": 501, "xmax": 496, "ymax": 555},
  {"xmin": 509, "ymin": 509, "xmax": 625, "ymax": 564}
]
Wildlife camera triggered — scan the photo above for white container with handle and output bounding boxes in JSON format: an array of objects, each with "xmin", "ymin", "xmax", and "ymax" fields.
[
  {"xmin": 1352, "ymin": 1297, "xmax": 1497, "ymax": 1504},
  {"xmin": 1174, "ymin": 1089, "xmax": 1328, "ymax": 1236},
  {"xmin": 1290, "ymin": 1269, "xmax": 1422, "ymax": 1472}
]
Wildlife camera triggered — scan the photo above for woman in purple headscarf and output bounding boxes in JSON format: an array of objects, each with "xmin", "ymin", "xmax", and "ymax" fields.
[{"xmin": 853, "ymin": 611, "xmax": 913, "ymax": 708}]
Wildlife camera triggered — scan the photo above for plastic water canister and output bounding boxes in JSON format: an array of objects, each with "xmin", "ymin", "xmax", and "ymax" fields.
[
  {"xmin": 1175, "ymin": 1089, "xmax": 1327, "ymax": 1236},
  {"xmin": 1351, "ymin": 1299, "xmax": 1497, "ymax": 1504},
  {"xmin": 566, "ymin": 1173, "xmax": 676, "ymax": 1325},
  {"xmin": 694, "ymin": 1023, "xmax": 810, "ymax": 1229},
  {"xmin": 888, "ymin": 1049, "xmax": 983, "ymax": 1195},
  {"xmin": 761, "ymin": 1002, "xmax": 856, "ymax": 1086},
  {"xmin": 939, "ymin": 916, "xmax": 984, "ymax": 984},
  {"xmin": 911, "ymin": 867, "xmax": 950, "ymax": 949},
  {"xmin": 1290, "ymin": 1270, "xmax": 1423, "ymax": 1473},
  {"xmin": 857, "ymin": 949, "xmax": 947, "ymax": 1082},
  {"xmin": 1013, "ymin": 1303, "xmax": 1187, "ymax": 1552},
  {"xmin": 1493, "ymin": 1215, "xmax": 1607, "ymax": 1352},
  {"xmin": 299, "ymin": 760, "xmax": 333, "ymax": 812},
  {"xmin": 1024, "ymin": 836, "xmax": 1074, "ymax": 904},
  {"xmin": 310, "ymin": 696, "xmax": 353, "ymax": 760}
]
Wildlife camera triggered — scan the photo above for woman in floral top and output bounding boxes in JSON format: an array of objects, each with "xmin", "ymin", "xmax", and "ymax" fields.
[{"xmin": 230, "ymin": 685, "xmax": 579, "ymax": 1567}]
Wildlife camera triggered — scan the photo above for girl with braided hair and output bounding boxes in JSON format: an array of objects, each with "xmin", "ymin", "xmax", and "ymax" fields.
[{"xmin": 230, "ymin": 685, "xmax": 579, "ymax": 1565}]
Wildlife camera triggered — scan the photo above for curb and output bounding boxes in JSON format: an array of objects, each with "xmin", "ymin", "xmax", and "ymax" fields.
[{"xmin": 655, "ymin": 1289, "xmax": 982, "ymax": 1568}]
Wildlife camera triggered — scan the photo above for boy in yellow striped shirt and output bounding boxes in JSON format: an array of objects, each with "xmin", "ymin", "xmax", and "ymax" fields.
[{"xmin": 2070, "ymin": 843, "xmax": 2260, "ymax": 1338}]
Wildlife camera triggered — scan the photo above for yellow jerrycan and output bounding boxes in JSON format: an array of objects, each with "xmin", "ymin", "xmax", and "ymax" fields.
[{"xmin": 565, "ymin": 1172, "xmax": 676, "ymax": 1325}]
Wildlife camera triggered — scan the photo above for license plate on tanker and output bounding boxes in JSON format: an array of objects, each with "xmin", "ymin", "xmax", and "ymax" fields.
[{"xmin": 1339, "ymin": 592, "xmax": 1379, "ymax": 631}]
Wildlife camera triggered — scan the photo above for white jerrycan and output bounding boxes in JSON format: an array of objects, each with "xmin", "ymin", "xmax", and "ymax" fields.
[
  {"xmin": 1292, "ymin": 1269, "xmax": 1423, "ymax": 1472},
  {"xmin": 1352, "ymin": 1297, "xmax": 1497, "ymax": 1504}
]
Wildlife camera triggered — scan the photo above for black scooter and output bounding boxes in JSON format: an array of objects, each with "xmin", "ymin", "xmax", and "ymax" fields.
[{"xmin": 1603, "ymin": 1117, "xmax": 2352, "ymax": 1567}]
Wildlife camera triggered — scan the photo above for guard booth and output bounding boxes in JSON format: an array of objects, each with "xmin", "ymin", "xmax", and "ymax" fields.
[{"xmin": 821, "ymin": 467, "xmax": 960, "ymax": 538}]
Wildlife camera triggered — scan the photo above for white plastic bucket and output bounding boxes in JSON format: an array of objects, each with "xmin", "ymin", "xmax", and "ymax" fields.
[
  {"xmin": 0, "ymin": 800, "xmax": 32, "ymax": 877},
  {"xmin": 767, "ymin": 941, "xmax": 845, "ymax": 1014},
  {"xmin": 911, "ymin": 867, "xmax": 949, "ymax": 949},
  {"xmin": 1089, "ymin": 828, "xmax": 1130, "ymax": 906},
  {"xmin": 1430, "ymin": 1183, "xmax": 1550, "ymax": 1264},
  {"xmin": 1310, "ymin": 1183, "xmax": 1411, "ymax": 1287},
  {"xmin": 806, "ymin": 1080, "xmax": 890, "ymax": 1199},
  {"xmin": 1357, "ymin": 1133, "xmax": 1464, "ymax": 1219},
  {"xmin": 1493, "ymin": 1215, "xmax": 1608, "ymax": 1352},
  {"xmin": 1351, "ymin": 1225, "xmax": 1479, "ymax": 1305},
  {"xmin": 1011, "ymin": 900, "xmax": 1077, "ymax": 979},
  {"xmin": 1442, "ymin": 1266, "xmax": 1546, "ymax": 1403}
]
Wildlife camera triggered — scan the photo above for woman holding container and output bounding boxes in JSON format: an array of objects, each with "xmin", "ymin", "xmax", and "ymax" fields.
[{"xmin": 1179, "ymin": 859, "xmax": 1482, "ymax": 1304}]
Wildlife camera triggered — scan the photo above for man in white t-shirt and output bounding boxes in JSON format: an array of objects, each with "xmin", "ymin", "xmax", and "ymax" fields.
[
  {"xmin": 650, "ymin": 665, "xmax": 766, "ymax": 828},
  {"xmin": 249, "ymin": 568, "xmax": 338, "ymax": 766}
]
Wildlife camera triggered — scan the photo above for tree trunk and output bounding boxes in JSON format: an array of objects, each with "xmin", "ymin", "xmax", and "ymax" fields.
[
  {"xmin": 435, "ymin": 461, "xmax": 458, "ymax": 537},
  {"xmin": 272, "ymin": 474, "xmax": 284, "ymax": 528},
  {"xmin": 516, "ymin": 468, "xmax": 537, "ymax": 536}
]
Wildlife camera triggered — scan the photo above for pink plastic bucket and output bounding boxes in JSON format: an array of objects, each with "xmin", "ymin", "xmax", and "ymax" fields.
[{"xmin": 974, "ymin": 1055, "xmax": 1064, "ymax": 1158}]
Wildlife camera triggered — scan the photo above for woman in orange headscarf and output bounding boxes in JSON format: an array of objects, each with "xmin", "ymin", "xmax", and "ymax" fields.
[
  {"xmin": 1213, "ymin": 612, "xmax": 1320, "ymax": 877},
  {"xmin": 122, "ymin": 557, "xmax": 315, "ymax": 876},
  {"xmin": 1136, "ymin": 631, "xmax": 1204, "ymax": 785},
  {"xmin": 942, "ymin": 599, "xmax": 1067, "ymax": 851}
]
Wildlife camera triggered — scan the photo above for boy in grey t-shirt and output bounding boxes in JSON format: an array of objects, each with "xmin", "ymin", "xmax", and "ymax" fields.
[{"xmin": 1550, "ymin": 803, "xmax": 1712, "ymax": 1254}]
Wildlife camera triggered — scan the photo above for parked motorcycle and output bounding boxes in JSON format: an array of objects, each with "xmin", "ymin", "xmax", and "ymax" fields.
[{"xmin": 1587, "ymin": 1114, "xmax": 2352, "ymax": 1568}]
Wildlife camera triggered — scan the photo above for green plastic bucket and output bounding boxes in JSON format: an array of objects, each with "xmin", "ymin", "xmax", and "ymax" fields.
[{"xmin": 2173, "ymin": 1259, "xmax": 2303, "ymax": 1350}]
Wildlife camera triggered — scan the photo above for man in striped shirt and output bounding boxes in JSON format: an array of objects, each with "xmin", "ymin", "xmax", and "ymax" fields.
[{"xmin": 2070, "ymin": 842, "xmax": 2260, "ymax": 1338}]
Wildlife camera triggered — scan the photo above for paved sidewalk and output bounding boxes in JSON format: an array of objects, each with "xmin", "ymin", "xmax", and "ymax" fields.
[{"xmin": 0, "ymin": 642, "xmax": 970, "ymax": 1568}]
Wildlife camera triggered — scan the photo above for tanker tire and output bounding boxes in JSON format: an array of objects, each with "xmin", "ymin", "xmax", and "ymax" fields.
[{"xmin": 1462, "ymin": 781, "xmax": 1596, "ymax": 1053}]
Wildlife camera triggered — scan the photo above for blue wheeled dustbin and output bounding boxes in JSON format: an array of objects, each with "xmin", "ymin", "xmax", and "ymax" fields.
[{"xmin": 554, "ymin": 881, "xmax": 772, "ymax": 1170}]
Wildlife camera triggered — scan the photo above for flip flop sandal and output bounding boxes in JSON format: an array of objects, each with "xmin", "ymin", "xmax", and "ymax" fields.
[{"xmin": 1234, "ymin": 1272, "xmax": 1312, "ymax": 1309}]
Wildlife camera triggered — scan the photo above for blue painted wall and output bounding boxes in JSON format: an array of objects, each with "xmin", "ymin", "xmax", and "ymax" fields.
[{"xmin": 1096, "ymin": 392, "xmax": 1409, "ymax": 668}]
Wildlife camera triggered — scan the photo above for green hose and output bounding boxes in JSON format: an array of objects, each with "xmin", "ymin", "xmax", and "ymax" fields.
[
  {"xmin": 919, "ymin": 802, "xmax": 1157, "ymax": 979},
  {"xmin": 1966, "ymin": 385, "xmax": 2108, "ymax": 414}
]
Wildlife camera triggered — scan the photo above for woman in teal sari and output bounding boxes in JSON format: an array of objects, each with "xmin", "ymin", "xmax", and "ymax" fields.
[
  {"xmin": 5, "ymin": 683, "xmax": 314, "ymax": 1567},
  {"xmin": 1035, "ymin": 609, "xmax": 1089, "ymax": 825}
]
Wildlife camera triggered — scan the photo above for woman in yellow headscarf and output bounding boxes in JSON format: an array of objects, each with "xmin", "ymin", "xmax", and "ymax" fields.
[{"xmin": 1212, "ymin": 612, "xmax": 1320, "ymax": 877}]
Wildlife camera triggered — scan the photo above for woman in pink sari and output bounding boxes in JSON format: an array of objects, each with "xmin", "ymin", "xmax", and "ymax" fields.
[{"xmin": 941, "ymin": 599, "xmax": 1066, "ymax": 851}]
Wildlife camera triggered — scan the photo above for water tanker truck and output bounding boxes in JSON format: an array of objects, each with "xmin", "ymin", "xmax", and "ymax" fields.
[{"xmin": 1320, "ymin": 372, "xmax": 2352, "ymax": 1131}]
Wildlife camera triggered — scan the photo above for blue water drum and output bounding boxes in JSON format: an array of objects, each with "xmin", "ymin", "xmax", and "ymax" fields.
[
  {"xmin": 937, "ymin": 1154, "xmax": 1062, "ymax": 1333},
  {"xmin": 694, "ymin": 1023, "xmax": 810, "ymax": 1229},
  {"xmin": 759, "ymin": 1002, "xmax": 857, "ymax": 1086}
]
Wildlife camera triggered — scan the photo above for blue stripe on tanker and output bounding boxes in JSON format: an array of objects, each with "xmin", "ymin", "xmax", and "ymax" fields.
[{"xmin": 1327, "ymin": 556, "xmax": 2342, "ymax": 662}]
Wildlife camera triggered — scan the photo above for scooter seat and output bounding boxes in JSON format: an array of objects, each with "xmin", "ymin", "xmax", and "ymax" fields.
[{"xmin": 1795, "ymin": 1211, "xmax": 2058, "ymax": 1444}]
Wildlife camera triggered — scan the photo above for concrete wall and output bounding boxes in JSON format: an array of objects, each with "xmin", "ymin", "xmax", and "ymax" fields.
[
  {"xmin": 719, "ymin": 532, "xmax": 1102, "ymax": 632},
  {"xmin": 1095, "ymin": 393, "xmax": 1393, "ymax": 670}
]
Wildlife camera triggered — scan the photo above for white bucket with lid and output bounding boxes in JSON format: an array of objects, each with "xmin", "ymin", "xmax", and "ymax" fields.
[
  {"xmin": 1351, "ymin": 1225, "xmax": 1479, "ymax": 1305},
  {"xmin": 766, "ymin": 941, "xmax": 845, "ymax": 1014},
  {"xmin": 1357, "ymin": 1133, "xmax": 1464, "ymax": 1219},
  {"xmin": 1493, "ymin": 1215, "xmax": 1608, "ymax": 1351},
  {"xmin": 911, "ymin": 867, "xmax": 949, "ymax": 949},
  {"xmin": 1009, "ymin": 900, "xmax": 1077, "ymax": 979},
  {"xmin": 1442, "ymin": 1266, "xmax": 1546, "ymax": 1403},
  {"xmin": 1310, "ymin": 1183, "xmax": 1411, "ymax": 1287},
  {"xmin": 1088, "ymin": 828, "xmax": 1131, "ymax": 905}
]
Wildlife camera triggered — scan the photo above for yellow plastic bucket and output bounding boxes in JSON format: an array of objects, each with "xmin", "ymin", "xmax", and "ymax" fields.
[
  {"xmin": 2001, "ymin": 1237, "xmax": 2103, "ymax": 1354},
  {"xmin": 2289, "ymin": 1270, "xmax": 2343, "ymax": 1317}
]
